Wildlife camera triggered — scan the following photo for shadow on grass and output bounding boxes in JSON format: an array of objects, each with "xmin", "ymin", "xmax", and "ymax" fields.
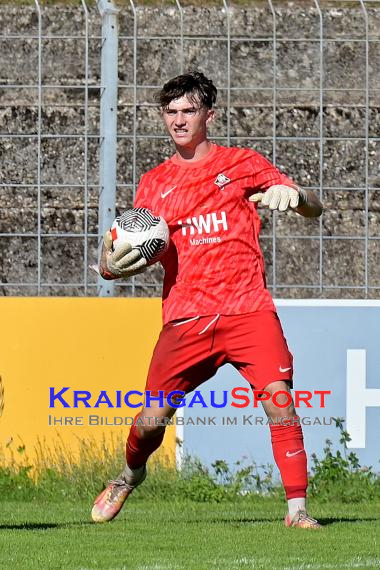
[
  {"xmin": 318, "ymin": 517, "xmax": 380, "ymax": 526},
  {"xmin": 183, "ymin": 516, "xmax": 279, "ymax": 524},
  {"xmin": 0, "ymin": 521, "xmax": 94, "ymax": 530},
  {"xmin": 1, "ymin": 516, "xmax": 378, "ymax": 531},
  {"xmin": 182, "ymin": 516, "xmax": 380, "ymax": 526}
]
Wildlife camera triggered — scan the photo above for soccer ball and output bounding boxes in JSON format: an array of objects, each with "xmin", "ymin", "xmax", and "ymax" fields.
[{"xmin": 110, "ymin": 207, "xmax": 169, "ymax": 266}]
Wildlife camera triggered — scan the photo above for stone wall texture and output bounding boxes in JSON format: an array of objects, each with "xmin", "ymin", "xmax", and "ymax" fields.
[{"xmin": 0, "ymin": 1, "xmax": 379, "ymax": 298}]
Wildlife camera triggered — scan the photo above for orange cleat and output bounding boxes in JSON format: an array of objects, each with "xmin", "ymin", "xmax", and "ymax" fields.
[
  {"xmin": 284, "ymin": 510, "xmax": 322, "ymax": 529},
  {"xmin": 91, "ymin": 465, "xmax": 146, "ymax": 523}
]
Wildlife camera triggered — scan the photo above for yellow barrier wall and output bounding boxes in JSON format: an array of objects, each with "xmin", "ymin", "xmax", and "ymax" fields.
[{"xmin": 0, "ymin": 298, "xmax": 176, "ymax": 465}]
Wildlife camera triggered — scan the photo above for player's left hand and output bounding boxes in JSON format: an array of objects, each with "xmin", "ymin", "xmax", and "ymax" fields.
[
  {"xmin": 99, "ymin": 230, "xmax": 147, "ymax": 280},
  {"xmin": 249, "ymin": 185, "xmax": 307, "ymax": 212}
]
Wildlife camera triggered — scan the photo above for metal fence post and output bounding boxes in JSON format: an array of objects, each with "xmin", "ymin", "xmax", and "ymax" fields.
[
  {"xmin": 129, "ymin": 0, "xmax": 137, "ymax": 297},
  {"xmin": 222, "ymin": 0, "xmax": 231, "ymax": 147},
  {"xmin": 314, "ymin": 0, "xmax": 324, "ymax": 294},
  {"xmin": 174, "ymin": 0, "xmax": 184, "ymax": 74},
  {"xmin": 359, "ymin": 0, "xmax": 369, "ymax": 296},
  {"xmin": 97, "ymin": 0, "xmax": 119, "ymax": 296},
  {"xmin": 33, "ymin": 0, "xmax": 42, "ymax": 295},
  {"xmin": 267, "ymin": 0, "xmax": 277, "ymax": 296},
  {"xmin": 81, "ymin": 0, "xmax": 90, "ymax": 295}
]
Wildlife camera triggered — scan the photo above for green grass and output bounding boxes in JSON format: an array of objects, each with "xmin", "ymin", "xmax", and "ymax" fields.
[
  {"xmin": 1, "ymin": 421, "xmax": 379, "ymax": 568},
  {"xmin": 0, "ymin": 498, "xmax": 379, "ymax": 569}
]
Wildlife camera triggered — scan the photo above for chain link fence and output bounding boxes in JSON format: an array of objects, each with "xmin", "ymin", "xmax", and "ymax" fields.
[{"xmin": 1, "ymin": 0, "xmax": 379, "ymax": 298}]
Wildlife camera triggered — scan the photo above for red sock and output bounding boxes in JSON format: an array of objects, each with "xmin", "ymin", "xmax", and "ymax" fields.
[
  {"xmin": 269, "ymin": 418, "xmax": 308, "ymax": 499},
  {"xmin": 126, "ymin": 419, "xmax": 165, "ymax": 469}
]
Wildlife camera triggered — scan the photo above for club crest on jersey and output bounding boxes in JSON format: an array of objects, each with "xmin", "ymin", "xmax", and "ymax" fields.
[{"xmin": 214, "ymin": 173, "xmax": 231, "ymax": 188}]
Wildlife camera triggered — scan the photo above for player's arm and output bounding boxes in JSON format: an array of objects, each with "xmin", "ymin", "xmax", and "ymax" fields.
[
  {"xmin": 250, "ymin": 184, "xmax": 323, "ymax": 218},
  {"xmin": 248, "ymin": 153, "xmax": 323, "ymax": 217},
  {"xmin": 293, "ymin": 186, "xmax": 323, "ymax": 218}
]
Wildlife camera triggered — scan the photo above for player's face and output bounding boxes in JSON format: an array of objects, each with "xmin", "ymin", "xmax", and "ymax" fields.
[{"xmin": 161, "ymin": 95, "xmax": 214, "ymax": 149}]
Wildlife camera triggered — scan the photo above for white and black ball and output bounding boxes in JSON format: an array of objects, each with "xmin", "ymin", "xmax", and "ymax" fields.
[{"xmin": 111, "ymin": 207, "xmax": 169, "ymax": 266}]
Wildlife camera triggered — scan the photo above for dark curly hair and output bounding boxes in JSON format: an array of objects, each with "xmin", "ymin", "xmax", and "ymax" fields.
[{"xmin": 156, "ymin": 70, "xmax": 217, "ymax": 110}]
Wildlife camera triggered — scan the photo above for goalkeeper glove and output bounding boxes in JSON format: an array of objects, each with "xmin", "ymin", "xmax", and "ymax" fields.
[
  {"xmin": 249, "ymin": 184, "xmax": 307, "ymax": 212},
  {"xmin": 100, "ymin": 230, "xmax": 147, "ymax": 280}
]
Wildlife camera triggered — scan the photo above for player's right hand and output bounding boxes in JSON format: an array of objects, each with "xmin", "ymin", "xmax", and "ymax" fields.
[
  {"xmin": 100, "ymin": 230, "xmax": 147, "ymax": 280},
  {"xmin": 249, "ymin": 184, "xmax": 307, "ymax": 212}
]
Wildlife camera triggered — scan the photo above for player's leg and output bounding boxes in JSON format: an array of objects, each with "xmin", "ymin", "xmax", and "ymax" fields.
[
  {"xmin": 260, "ymin": 381, "xmax": 320, "ymax": 528},
  {"xmin": 91, "ymin": 399, "xmax": 176, "ymax": 523},
  {"xmin": 92, "ymin": 315, "xmax": 224, "ymax": 522},
  {"xmin": 125, "ymin": 400, "xmax": 177, "ymax": 469},
  {"xmin": 226, "ymin": 311, "xmax": 321, "ymax": 529},
  {"xmin": 123, "ymin": 316, "xmax": 224, "ymax": 472}
]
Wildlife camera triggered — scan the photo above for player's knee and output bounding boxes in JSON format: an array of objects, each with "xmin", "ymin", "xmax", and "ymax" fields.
[
  {"xmin": 136, "ymin": 418, "xmax": 166, "ymax": 439},
  {"xmin": 262, "ymin": 380, "xmax": 296, "ymax": 419}
]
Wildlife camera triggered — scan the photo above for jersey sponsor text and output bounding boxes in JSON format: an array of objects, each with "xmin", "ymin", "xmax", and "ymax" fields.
[{"xmin": 178, "ymin": 211, "xmax": 228, "ymax": 236}]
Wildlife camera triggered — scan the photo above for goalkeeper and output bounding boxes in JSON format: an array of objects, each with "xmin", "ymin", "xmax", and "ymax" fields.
[{"xmin": 93, "ymin": 71, "xmax": 323, "ymax": 529}]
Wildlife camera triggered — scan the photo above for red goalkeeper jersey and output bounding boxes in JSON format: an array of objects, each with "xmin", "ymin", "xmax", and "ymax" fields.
[{"xmin": 134, "ymin": 144, "xmax": 294, "ymax": 324}]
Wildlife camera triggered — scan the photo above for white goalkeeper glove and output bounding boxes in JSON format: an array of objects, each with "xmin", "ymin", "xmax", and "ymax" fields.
[
  {"xmin": 249, "ymin": 184, "xmax": 307, "ymax": 212},
  {"xmin": 99, "ymin": 230, "xmax": 147, "ymax": 280}
]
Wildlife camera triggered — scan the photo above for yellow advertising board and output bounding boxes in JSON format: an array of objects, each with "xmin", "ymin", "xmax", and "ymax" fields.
[{"xmin": 0, "ymin": 298, "xmax": 176, "ymax": 467}]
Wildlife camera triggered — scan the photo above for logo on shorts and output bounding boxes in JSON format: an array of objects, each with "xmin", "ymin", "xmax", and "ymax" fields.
[{"xmin": 214, "ymin": 173, "xmax": 231, "ymax": 188}]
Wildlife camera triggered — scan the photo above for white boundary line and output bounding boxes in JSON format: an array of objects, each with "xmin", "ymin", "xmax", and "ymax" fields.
[
  {"xmin": 282, "ymin": 562, "xmax": 380, "ymax": 570},
  {"xmin": 274, "ymin": 299, "xmax": 380, "ymax": 307},
  {"xmin": 175, "ymin": 406, "xmax": 184, "ymax": 470}
]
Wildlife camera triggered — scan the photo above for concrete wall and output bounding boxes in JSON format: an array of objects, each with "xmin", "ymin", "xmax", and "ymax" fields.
[{"xmin": 1, "ymin": 2, "xmax": 379, "ymax": 297}]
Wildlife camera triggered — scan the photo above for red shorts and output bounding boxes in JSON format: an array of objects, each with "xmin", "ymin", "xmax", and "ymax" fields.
[{"xmin": 145, "ymin": 310, "xmax": 293, "ymax": 396}]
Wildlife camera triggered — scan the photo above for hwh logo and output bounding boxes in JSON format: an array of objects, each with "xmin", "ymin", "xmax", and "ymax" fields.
[{"xmin": 178, "ymin": 211, "xmax": 228, "ymax": 236}]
